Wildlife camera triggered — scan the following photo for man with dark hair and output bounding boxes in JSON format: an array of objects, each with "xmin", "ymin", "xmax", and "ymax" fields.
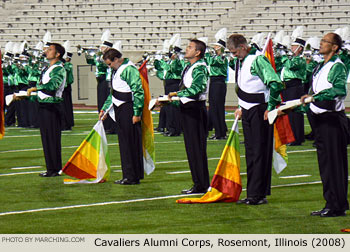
[
  {"xmin": 99, "ymin": 48, "xmax": 145, "ymax": 185},
  {"xmin": 302, "ymin": 32, "xmax": 349, "ymax": 217},
  {"xmin": 227, "ymin": 34, "xmax": 283, "ymax": 205},
  {"xmin": 168, "ymin": 39, "xmax": 210, "ymax": 194},
  {"xmin": 27, "ymin": 43, "xmax": 67, "ymax": 177}
]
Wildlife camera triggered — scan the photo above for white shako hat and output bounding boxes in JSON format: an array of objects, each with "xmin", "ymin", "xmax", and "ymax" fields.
[
  {"xmin": 43, "ymin": 31, "xmax": 52, "ymax": 47},
  {"xmin": 251, "ymin": 32, "xmax": 265, "ymax": 50},
  {"xmin": 162, "ymin": 39, "xmax": 171, "ymax": 53},
  {"xmin": 112, "ymin": 40, "xmax": 122, "ymax": 53},
  {"xmin": 169, "ymin": 34, "xmax": 182, "ymax": 52},
  {"xmin": 63, "ymin": 40, "xmax": 73, "ymax": 58},
  {"xmin": 291, "ymin": 26, "xmax": 306, "ymax": 47},
  {"xmin": 211, "ymin": 28, "xmax": 227, "ymax": 48},
  {"xmin": 4, "ymin": 41, "xmax": 14, "ymax": 57},
  {"xmin": 100, "ymin": 29, "xmax": 113, "ymax": 48}
]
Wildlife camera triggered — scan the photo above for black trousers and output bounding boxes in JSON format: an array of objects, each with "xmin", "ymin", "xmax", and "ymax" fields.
[
  {"xmin": 281, "ymin": 79, "xmax": 305, "ymax": 144},
  {"xmin": 16, "ymin": 84, "xmax": 31, "ymax": 127},
  {"xmin": 28, "ymin": 81, "xmax": 39, "ymax": 128},
  {"xmin": 242, "ymin": 103, "xmax": 273, "ymax": 198},
  {"xmin": 114, "ymin": 102, "xmax": 144, "ymax": 182},
  {"xmin": 61, "ymin": 85, "xmax": 74, "ymax": 130},
  {"xmin": 4, "ymin": 85, "xmax": 16, "ymax": 126},
  {"xmin": 164, "ymin": 79, "xmax": 181, "ymax": 134},
  {"xmin": 97, "ymin": 75, "xmax": 116, "ymax": 133},
  {"xmin": 311, "ymin": 111, "xmax": 349, "ymax": 211},
  {"xmin": 180, "ymin": 101, "xmax": 209, "ymax": 190},
  {"xmin": 38, "ymin": 103, "xmax": 62, "ymax": 174},
  {"xmin": 208, "ymin": 76, "xmax": 227, "ymax": 137}
]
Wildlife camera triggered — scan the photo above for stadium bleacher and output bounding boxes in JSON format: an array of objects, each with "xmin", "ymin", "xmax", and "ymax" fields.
[{"xmin": 1, "ymin": 0, "xmax": 349, "ymax": 107}]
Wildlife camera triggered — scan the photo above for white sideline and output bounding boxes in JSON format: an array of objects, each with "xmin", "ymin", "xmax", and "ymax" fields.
[{"xmin": 0, "ymin": 180, "xmax": 326, "ymax": 217}]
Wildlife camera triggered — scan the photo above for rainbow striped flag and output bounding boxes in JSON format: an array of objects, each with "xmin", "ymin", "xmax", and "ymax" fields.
[
  {"xmin": 263, "ymin": 35, "xmax": 295, "ymax": 174},
  {"xmin": 176, "ymin": 118, "xmax": 242, "ymax": 203},
  {"xmin": 0, "ymin": 52, "xmax": 5, "ymax": 139},
  {"xmin": 62, "ymin": 120, "xmax": 110, "ymax": 184},
  {"xmin": 139, "ymin": 60, "xmax": 155, "ymax": 175}
]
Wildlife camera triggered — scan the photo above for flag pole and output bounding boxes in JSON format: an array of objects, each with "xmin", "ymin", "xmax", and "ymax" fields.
[
  {"xmin": 231, "ymin": 115, "xmax": 239, "ymax": 132},
  {"xmin": 262, "ymin": 32, "xmax": 272, "ymax": 55}
]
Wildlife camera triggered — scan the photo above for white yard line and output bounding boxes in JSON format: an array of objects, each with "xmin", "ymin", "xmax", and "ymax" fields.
[
  {"xmin": 279, "ymin": 175, "xmax": 311, "ymax": 179},
  {"xmin": 0, "ymin": 171, "xmax": 45, "ymax": 177},
  {"xmin": 11, "ymin": 166, "xmax": 42, "ymax": 170},
  {"xmin": 0, "ymin": 180, "xmax": 331, "ymax": 217}
]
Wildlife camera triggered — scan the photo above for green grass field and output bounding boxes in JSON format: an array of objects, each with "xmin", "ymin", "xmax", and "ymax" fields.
[{"xmin": 0, "ymin": 110, "xmax": 349, "ymax": 234}]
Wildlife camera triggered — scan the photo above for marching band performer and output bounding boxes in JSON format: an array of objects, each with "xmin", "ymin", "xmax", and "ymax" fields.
[
  {"xmin": 206, "ymin": 28, "xmax": 229, "ymax": 140},
  {"xmin": 27, "ymin": 43, "xmax": 67, "ymax": 177},
  {"xmin": 303, "ymin": 37, "xmax": 322, "ymax": 142},
  {"xmin": 302, "ymin": 33, "xmax": 348, "ymax": 217},
  {"xmin": 12, "ymin": 42, "xmax": 31, "ymax": 128},
  {"xmin": 227, "ymin": 34, "xmax": 284, "ymax": 205},
  {"xmin": 3, "ymin": 42, "xmax": 16, "ymax": 127},
  {"xmin": 86, "ymin": 29, "xmax": 117, "ymax": 134},
  {"xmin": 280, "ymin": 26, "xmax": 307, "ymax": 146},
  {"xmin": 154, "ymin": 34, "xmax": 183, "ymax": 136},
  {"xmin": 99, "ymin": 48, "xmax": 145, "ymax": 185},
  {"xmin": 168, "ymin": 39, "xmax": 210, "ymax": 194},
  {"xmin": 153, "ymin": 39, "xmax": 170, "ymax": 133},
  {"xmin": 61, "ymin": 40, "xmax": 75, "ymax": 131}
]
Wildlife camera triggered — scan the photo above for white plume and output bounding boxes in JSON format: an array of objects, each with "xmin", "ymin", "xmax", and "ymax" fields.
[
  {"xmin": 113, "ymin": 40, "xmax": 122, "ymax": 52},
  {"xmin": 162, "ymin": 39, "xmax": 170, "ymax": 53},
  {"xmin": 43, "ymin": 31, "xmax": 52, "ymax": 44},
  {"xmin": 35, "ymin": 41, "xmax": 44, "ymax": 51},
  {"xmin": 215, "ymin": 28, "xmax": 227, "ymax": 42},
  {"xmin": 5, "ymin": 41, "xmax": 14, "ymax": 53},
  {"xmin": 100, "ymin": 29, "xmax": 111, "ymax": 42},
  {"xmin": 273, "ymin": 30, "xmax": 285, "ymax": 44},
  {"xmin": 305, "ymin": 37, "xmax": 320, "ymax": 50},
  {"xmin": 63, "ymin": 40, "xmax": 71, "ymax": 52},
  {"xmin": 291, "ymin": 26, "xmax": 304, "ymax": 40},
  {"xmin": 169, "ymin": 34, "xmax": 180, "ymax": 47}
]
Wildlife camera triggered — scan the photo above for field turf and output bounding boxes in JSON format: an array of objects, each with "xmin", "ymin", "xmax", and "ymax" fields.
[{"xmin": 0, "ymin": 110, "xmax": 349, "ymax": 234}]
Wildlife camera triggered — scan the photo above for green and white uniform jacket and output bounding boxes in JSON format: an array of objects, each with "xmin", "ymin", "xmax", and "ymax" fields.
[
  {"xmin": 64, "ymin": 62, "xmax": 74, "ymax": 87},
  {"xmin": 280, "ymin": 55, "xmax": 307, "ymax": 82},
  {"xmin": 177, "ymin": 58, "xmax": 209, "ymax": 104},
  {"xmin": 36, "ymin": 61, "xmax": 67, "ymax": 103},
  {"xmin": 204, "ymin": 52, "xmax": 228, "ymax": 78},
  {"xmin": 237, "ymin": 47, "xmax": 283, "ymax": 111},
  {"xmin": 310, "ymin": 55, "xmax": 347, "ymax": 114},
  {"xmin": 102, "ymin": 58, "xmax": 144, "ymax": 117}
]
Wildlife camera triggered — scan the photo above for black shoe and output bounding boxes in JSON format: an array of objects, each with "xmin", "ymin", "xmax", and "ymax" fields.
[
  {"xmin": 114, "ymin": 179, "xmax": 124, "ymax": 184},
  {"xmin": 209, "ymin": 135, "xmax": 227, "ymax": 140},
  {"xmin": 237, "ymin": 197, "xmax": 268, "ymax": 205},
  {"xmin": 320, "ymin": 209, "xmax": 346, "ymax": 217},
  {"xmin": 155, "ymin": 127, "xmax": 165, "ymax": 132},
  {"xmin": 287, "ymin": 142, "xmax": 302, "ymax": 146},
  {"xmin": 39, "ymin": 172, "xmax": 60, "ymax": 177},
  {"xmin": 166, "ymin": 132, "xmax": 180, "ymax": 137},
  {"xmin": 181, "ymin": 186, "xmax": 207, "ymax": 194},
  {"xmin": 115, "ymin": 178, "xmax": 140, "ymax": 185},
  {"xmin": 305, "ymin": 132, "xmax": 315, "ymax": 140},
  {"xmin": 311, "ymin": 208, "xmax": 328, "ymax": 216}
]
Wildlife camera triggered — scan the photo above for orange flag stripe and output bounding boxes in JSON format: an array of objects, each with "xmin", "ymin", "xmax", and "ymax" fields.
[
  {"xmin": 70, "ymin": 140, "xmax": 99, "ymax": 167},
  {"xmin": 214, "ymin": 159, "xmax": 241, "ymax": 185},
  {"xmin": 63, "ymin": 162, "xmax": 96, "ymax": 180},
  {"xmin": 69, "ymin": 151, "xmax": 98, "ymax": 177}
]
